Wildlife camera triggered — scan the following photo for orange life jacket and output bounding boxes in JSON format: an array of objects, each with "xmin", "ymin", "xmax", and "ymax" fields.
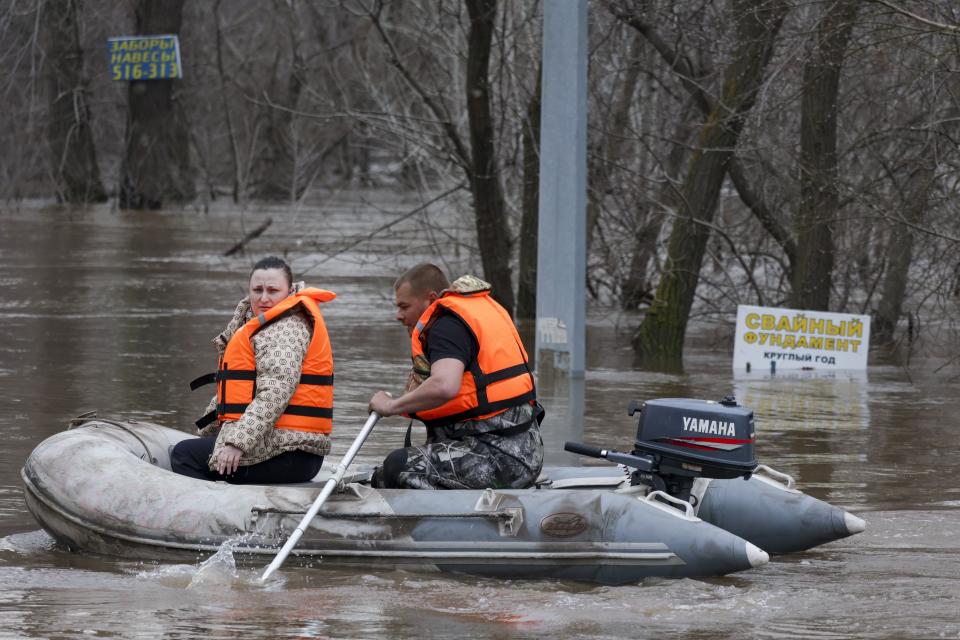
[
  {"xmin": 408, "ymin": 289, "xmax": 535, "ymax": 429},
  {"xmin": 191, "ymin": 288, "xmax": 336, "ymax": 434}
]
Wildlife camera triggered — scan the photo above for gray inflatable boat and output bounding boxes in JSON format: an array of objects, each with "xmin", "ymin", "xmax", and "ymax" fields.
[{"xmin": 21, "ymin": 397, "xmax": 863, "ymax": 584}]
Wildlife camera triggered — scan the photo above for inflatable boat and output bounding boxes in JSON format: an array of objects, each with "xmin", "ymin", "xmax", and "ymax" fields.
[{"xmin": 21, "ymin": 398, "xmax": 864, "ymax": 585}]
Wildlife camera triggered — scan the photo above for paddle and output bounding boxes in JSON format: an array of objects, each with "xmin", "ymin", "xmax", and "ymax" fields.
[{"xmin": 259, "ymin": 411, "xmax": 380, "ymax": 582}]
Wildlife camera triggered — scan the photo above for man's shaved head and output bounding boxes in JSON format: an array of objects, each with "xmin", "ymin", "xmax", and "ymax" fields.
[{"xmin": 395, "ymin": 263, "xmax": 449, "ymax": 296}]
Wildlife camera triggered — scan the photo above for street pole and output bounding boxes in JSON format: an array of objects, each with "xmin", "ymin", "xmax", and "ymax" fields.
[{"xmin": 535, "ymin": 0, "xmax": 587, "ymax": 380}]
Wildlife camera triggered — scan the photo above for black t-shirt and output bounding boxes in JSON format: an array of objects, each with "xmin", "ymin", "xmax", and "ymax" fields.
[{"xmin": 426, "ymin": 313, "xmax": 478, "ymax": 367}]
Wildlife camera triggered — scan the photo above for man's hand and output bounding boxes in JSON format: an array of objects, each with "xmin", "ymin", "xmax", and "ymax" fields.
[
  {"xmin": 214, "ymin": 444, "xmax": 243, "ymax": 476},
  {"xmin": 369, "ymin": 359, "xmax": 464, "ymax": 418},
  {"xmin": 369, "ymin": 391, "xmax": 396, "ymax": 417}
]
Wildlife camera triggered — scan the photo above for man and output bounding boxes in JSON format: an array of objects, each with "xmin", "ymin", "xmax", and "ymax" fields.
[{"xmin": 368, "ymin": 263, "xmax": 544, "ymax": 489}]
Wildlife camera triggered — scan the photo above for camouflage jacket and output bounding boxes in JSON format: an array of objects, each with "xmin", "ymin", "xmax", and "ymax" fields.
[{"xmin": 199, "ymin": 283, "xmax": 332, "ymax": 469}]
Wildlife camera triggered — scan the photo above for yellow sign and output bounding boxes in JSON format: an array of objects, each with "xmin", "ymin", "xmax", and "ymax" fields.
[{"xmin": 733, "ymin": 304, "xmax": 871, "ymax": 372}]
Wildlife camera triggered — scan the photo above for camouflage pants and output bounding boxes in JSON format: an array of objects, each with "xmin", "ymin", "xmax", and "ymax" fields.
[{"xmin": 376, "ymin": 404, "xmax": 544, "ymax": 490}]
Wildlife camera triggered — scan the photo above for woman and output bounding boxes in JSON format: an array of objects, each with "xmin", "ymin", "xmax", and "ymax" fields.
[{"xmin": 171, "ymin": 256, "xmax": 335, "ymax": 484}]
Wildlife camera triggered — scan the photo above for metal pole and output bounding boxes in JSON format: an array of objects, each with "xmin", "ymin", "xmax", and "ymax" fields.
[{"xmin": 535, "ymin": 0, "xmax": 587, "ymax": 379}]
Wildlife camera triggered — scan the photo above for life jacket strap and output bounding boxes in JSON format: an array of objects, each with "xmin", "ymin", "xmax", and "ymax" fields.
[
  {"xmin": 189, "ymin": 369, "xmax": 257, "ymax": 391},
  {"xmin": 219, "ymin": 370, "xmax": 258, "ymax": 381},
  {"xmin": 192, "ymin": 370, "xmax": 331, "ymax": 391},
  {"xmin": 218, "ymin": 402, "xmax": 251, "ymax": 414},
  {"xmin": 189, "ymin": 372, "xmax": 217, "ymax": 391},
  {"xmin": 414, "ymin": 389, "xmax": 537, "ymax": 429},
  {"xmin": 216, "ymin": 402, "xmax": 333, "ymax": 420},
  {"xmin": 472, "ymin": 362, "xmax": 531, "ymax": 386},
  {"xmin": 195, "ymin": 410, "xmax": 218, "ymax": 429},
  {"xmin": 283, "ymin": 405, "xmax": 333, "ymax": 419}
]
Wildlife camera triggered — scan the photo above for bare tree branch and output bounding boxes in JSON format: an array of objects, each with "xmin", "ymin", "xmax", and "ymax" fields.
[
  {"xmin": 363, "ymin": 0, "xmax": 472, "ymax": 172},
  {"xmin": 869, "ymin": 0, "xmax": 960, "ymax": 32}
]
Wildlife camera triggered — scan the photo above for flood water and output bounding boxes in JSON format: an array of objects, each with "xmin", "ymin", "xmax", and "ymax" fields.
[{"xmin": 1, "ymin": 195, "xmax": 959, "ymax": 639}]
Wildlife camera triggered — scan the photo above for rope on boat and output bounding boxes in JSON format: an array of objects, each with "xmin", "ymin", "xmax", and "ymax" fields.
[{"xmin": 67, "ymin": 416, "xmax": 158, "ymax": 465}]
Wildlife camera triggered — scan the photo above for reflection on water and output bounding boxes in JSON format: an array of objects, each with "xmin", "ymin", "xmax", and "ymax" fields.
[
  {"xmin": 734, "ymin": 371, "xmax": 870, "ymax": 432},
  {"xmin": 538, "ymin": 374, "xmax": 585, "ymax": 467},
  {"xmin": 1, "ymin": 198, "xmax": 959, "ymax": 639}
]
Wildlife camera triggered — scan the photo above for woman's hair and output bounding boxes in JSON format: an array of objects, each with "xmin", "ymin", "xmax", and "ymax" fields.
[{"xmin": 250, "ymin": 256, "xmax": 293, "ymax": 287}]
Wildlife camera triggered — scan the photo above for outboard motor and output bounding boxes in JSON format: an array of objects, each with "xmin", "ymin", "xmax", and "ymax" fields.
[{"xmin": 565, "ymin": 396, "xmax": 758, "ymax": 505}]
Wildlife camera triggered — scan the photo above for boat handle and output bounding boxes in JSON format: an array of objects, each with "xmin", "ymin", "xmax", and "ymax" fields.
[
  {"xmin": 643, "ymin": 490, "xmax": 696, "ymax": 519},
  {"xmin": 754, "ymin": 464, "xmax": 796, "ymax": 490}
]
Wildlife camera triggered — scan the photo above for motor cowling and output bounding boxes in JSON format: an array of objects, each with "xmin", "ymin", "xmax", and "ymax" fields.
[
  {"xmin": 564, "ymin": 396, "xmax": 760, "ymax": 505},
  {"xmin": 631, "ymin": 396, "xmax": 758, "ymax": 479},
  {"xmin": 625, "ymin": 396, "xmax": 758, "ymax": 502}
]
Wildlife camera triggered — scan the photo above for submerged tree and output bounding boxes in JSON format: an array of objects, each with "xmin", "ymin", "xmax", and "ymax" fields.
[
  {"xmin": 872, "ymin": 135, "xmax": 937, "ymax": 345},
  {"xmin": 247, "ymin": 0, "xmax": 306, "ymax": 201},
  {"xmin": 627, "ymin": 0, "xmax": 789, "ymax": 371},
  {"xmin": 119, "ymin": 0, "xmax": 194, "ymax": 209},
  {"xmin": 516, "ymin": 66, "xmax": 540, "ymax": 321},
  {"xmin": 42, "ymin": 0, "xmax": 106, "ymax": 203},
  {"xmin": 359, "ymin": 0, "xmax": 530, "ymax": 315},
  {"xmin": 464, "ymin": 0, "xmax": 515, "ymax": 315},
  {"xmin": 789, "ymin": 0, "xmax": 859, "ymax": 311}
]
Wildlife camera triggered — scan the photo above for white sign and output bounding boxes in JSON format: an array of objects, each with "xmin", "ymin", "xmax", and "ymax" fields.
[
  {"xmin": 537, "ymin": 317, "xmax": 568, "ymax": 345},
  {"xmin": 733, "ymin": 305, "xmax": 870, "ymax": 373}
]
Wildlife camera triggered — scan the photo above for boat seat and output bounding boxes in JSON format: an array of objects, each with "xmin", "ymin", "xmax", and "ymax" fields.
[
  {"xmin": 533, "ymin": 472, "xmax": 626, "ymax": 490},
  {"xmin": 304, "ymin": 466, "xmax": 375, "ymax": 487},
  {"xmin": 261, "ymin": 466, "xmax": 375, "ymax": 489}
]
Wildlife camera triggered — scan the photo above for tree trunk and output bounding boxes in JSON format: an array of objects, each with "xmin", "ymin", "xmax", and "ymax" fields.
[
  {"xmin": 609, "ymin": 0, "xmax": 799, "ymax": 303},
  {"xmin": 250, "ymin": 0, "xmax": 304, "ymax": 202},
  {"xmin": 213, "ymin": 0, "xmax": 241, "ymax": 203},
  {"xmin": 789, "ymin": 0, "xmax": 859, "ymax": 310},
  {"xmin": 621, "ymin": 97, "xmax": 697, "ymax": 310},
  {"xmin": 632, "ymin": 0, "xmax": 788, "ymax": 371},
  {"xmin": 465, "ymin": 0, "xmax": 514, "ymax": 316},
  {"xmin": 873, "ymin": 147, "xmax": 935, "ymax": 344},
  {"xmin": 43, "ymin": 0, "xmax": 106, "ymax": 204},
  {"xmin": 119, "ymin": 0, "xmax": 194, "ymax": 210},
  {"xmin": 516, "ymin": 66, "xmax": 541, "ymax": 320},
  {"xmin": 249, "ymin": 67, "xmax": 304, "ymax": 201}
]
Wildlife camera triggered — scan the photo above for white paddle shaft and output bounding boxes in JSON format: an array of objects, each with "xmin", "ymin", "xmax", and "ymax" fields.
[{"xmin": 259, "ymin": 412, "xmax": 380, "ymax": 582}]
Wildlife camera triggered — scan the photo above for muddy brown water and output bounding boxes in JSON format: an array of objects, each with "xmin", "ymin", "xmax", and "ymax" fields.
[{"xmin": 1, "ymin": 196, "xmax": 959, "ymax": 639}]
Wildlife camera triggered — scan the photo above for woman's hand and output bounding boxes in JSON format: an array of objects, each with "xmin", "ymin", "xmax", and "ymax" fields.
[{"xmin": 215, "ymin": 444, "xmax": 244, "ymax": 476}]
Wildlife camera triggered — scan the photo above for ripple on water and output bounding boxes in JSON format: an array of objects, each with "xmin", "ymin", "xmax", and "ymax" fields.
[{"xmin": 0, "ymin": 530, "xmax": 56, "ymax": 554}]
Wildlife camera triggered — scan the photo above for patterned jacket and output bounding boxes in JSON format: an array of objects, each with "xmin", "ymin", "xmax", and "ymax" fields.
[{"xmin": 199, "ymin": 283, "xmax": 332, "ymax": 469}]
